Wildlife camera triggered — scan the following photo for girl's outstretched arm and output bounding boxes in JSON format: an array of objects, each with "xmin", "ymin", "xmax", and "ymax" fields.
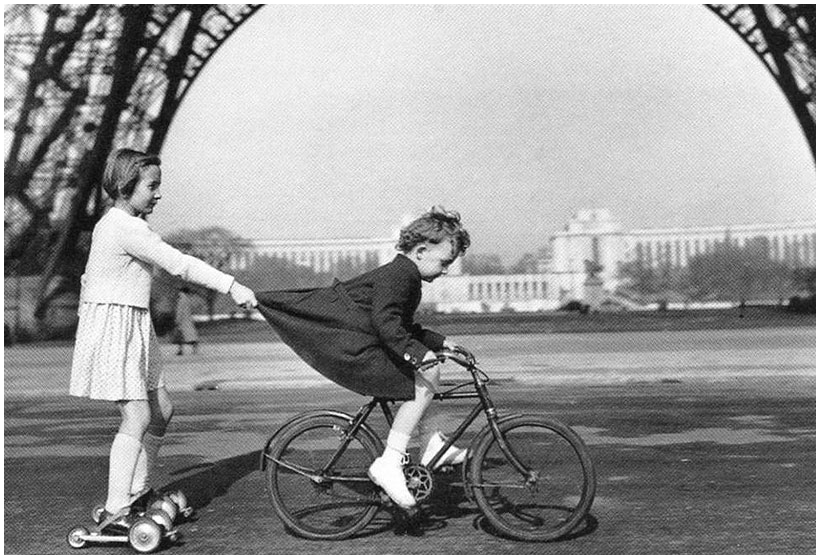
[{"xmin": 122, "ymin": 219, "xmax": 233, "ymax": 294}]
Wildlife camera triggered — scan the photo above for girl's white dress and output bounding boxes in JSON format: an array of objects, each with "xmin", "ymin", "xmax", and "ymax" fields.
[
  {"xmin": 69, "ymin": 207, "xmax": 234, "ymax": 401},
  {"xmin": 71, "ymin": 303, "xmax": 164, "ymax": 400}
]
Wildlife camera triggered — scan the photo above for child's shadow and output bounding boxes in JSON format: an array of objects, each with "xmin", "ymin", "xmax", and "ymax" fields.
[{"xmin": 163, "ymin": 451, "xmax": 260, "ymax": 512}]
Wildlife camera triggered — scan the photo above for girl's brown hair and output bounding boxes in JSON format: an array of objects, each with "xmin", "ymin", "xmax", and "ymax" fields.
[
  {"xmin": 102, "ymin": 148, "xmax": 161, "ymax": 200},
  {"xmin": 396, "ymin": 206, "xmax": 471, "ymax": 256}
]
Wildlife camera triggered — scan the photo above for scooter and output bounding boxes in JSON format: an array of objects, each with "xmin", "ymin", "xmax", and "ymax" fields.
[{"xmin": 66, "ymin": 490, "xmax": 192, "ymax": 553}]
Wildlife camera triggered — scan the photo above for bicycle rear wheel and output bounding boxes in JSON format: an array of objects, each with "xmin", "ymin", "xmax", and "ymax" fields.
[
  {"xmin": 470, "ymin": 415, "xmax": 595, "ymax": 541},
  {"xmin": 264, "ymin": 414, "xmax": 382, "ymax": 540}
]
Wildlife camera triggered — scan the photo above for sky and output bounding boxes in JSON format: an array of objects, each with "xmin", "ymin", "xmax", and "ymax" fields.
[{"xmin": 153, "ymin": 4, "xmax": 816, "ymax": 264}]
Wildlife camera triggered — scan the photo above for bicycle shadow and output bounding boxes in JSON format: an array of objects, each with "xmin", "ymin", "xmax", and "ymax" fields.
[
  {"xmin": 401, "ymin": 469, "xmax": 599, "ymax": 542},
  {"xmin": 162, "ymin": 450, "xmax": 260, "ymax": 512},
  {"xmin": 159, "ymin": 452, "xmax": 598, "ymax": 543}
]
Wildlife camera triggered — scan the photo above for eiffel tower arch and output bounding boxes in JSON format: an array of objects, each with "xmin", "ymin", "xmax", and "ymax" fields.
[{"xmin": 3, "ymin": 4, "xmax": 816, "ymax": 336}]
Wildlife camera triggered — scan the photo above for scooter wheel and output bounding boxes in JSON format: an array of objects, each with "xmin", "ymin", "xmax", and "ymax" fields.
[
  {"xmin": 149, "ymin": 497, "xmax": 178, "ymax": 523},
  {"xmin": 66, "ymin": 525, "xmax": 89, "ymax": 549},
  {"xmin": 167, "ymin": 490, "xmax": 190, "ymax": 514},
  {"xmin": 167, "ymin": 489, "xmax": 193, "ymax": 517},
  {"xmin": 147, "ymin": 507, "xmax": 173, "ymax": 532},
  {"xmin": 129, "ymin": 518, "xmax": 162, "ymax": 553},
  {"xmin": 91, "ymin": 503, "xmax": 105, "ymax": 524}
]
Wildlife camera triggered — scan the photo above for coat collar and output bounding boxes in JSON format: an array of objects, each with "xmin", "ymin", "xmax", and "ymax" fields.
[{"xmin": 393, "ymin": 253, "xmax": 421, "ymax": 280}]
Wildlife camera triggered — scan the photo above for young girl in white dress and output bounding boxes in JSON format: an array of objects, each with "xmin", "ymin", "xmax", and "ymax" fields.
[{"xmin": 69, "ymin": 148, "xmax": 257, "ymax": 531}]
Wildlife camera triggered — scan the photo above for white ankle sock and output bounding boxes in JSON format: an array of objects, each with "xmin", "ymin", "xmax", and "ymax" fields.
[
  {"xmin": 383, "ymin": 431, "xmax": 411, "ymax": 464},
  {"xmin": 130, "ymin": 432, "xmax": 164, "ymax": 495},
  {"xmin": 105, "ymin": 433, "xmax": 143, "ymax": 513}
]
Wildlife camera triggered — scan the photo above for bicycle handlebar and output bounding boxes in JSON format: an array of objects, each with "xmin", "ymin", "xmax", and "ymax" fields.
[{"xmin": 418, "ymin": 345, "xmax": 477, "ymax": 370}]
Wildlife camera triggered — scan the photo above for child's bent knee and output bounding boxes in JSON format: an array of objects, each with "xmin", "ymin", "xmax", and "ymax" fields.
[{"xmin": 415, "ymin": 373, "xmax": 440, "ymax": 396}]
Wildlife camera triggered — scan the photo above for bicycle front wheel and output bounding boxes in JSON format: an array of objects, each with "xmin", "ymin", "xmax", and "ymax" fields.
[
  {"xmin": 470, "ymin": 415, "xmax": 596, "ymax": 541},
  {"xmin": 264, "ymin": 415, "xmax": 382, "ymax": 540}
]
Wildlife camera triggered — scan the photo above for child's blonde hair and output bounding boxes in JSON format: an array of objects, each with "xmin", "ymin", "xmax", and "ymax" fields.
[
  {"xmin": 102, "ymin": 148, "xmax": 161, "ymax": 200},
  {"xmin": 396, "ymin": 206, "xmax": 471, "ymax": 256}
]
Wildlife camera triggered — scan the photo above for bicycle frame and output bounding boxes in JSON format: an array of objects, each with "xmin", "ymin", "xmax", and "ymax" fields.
[
  {"xmin": 295, "ymin": 351, "xmax": 532, "ymax": 485},
  {"xmin": 263, "ymin": 348, "xmax": 597, "ymax": 542}
]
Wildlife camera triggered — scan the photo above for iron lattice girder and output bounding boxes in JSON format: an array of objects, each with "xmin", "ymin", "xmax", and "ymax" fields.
[
  {"xmin": 707, "ymin": 4, "xmax": 815, "ymax": 156},
  {"xmin": 3, "ymin": 3, "xmax": 261, "ymax": 200},
  {"xmin": 3, "ymin": 4, "xmax": 261, "ymax": 253},
  {"xmin": 3, "ymin": 4, "xmax": 261, "ymax": 314},
  {"xmin": 2, "ymin": 4, "xmax": 816, "ymax": 321}
]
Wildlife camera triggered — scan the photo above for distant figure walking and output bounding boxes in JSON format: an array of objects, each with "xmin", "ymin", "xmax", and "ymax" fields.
[{"xmin": 174, "ymin": 287, "xmax": 199, "ymax": 356}]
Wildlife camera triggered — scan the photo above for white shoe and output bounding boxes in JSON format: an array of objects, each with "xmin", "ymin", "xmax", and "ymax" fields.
[
  {"xmin": 368, "ymin": 457, "xmax": 416, "ymax": 509},
  {"xmin": 422, "ymin": 432, "xmax": 468, "ymax": 469}
]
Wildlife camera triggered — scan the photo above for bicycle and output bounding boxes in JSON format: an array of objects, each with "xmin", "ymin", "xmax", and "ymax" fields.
[{"xmin": 259, "ymin": 346, "xmax": 596, "ymax": 542}]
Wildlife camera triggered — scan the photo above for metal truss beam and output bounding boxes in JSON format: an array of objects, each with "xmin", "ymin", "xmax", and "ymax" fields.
[{"xmin": 3, "ymin": 4, "xmax": 815, "ymax": 329}]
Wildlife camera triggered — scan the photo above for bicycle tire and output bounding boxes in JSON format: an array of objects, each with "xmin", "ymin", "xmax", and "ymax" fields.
[
  {"xmin": 264, "ymin": 414, "xmax": 382, "ymax": 540},
  {"xmin": 469, "ymin": 414, "xmax": 596, "ymax": 541}
]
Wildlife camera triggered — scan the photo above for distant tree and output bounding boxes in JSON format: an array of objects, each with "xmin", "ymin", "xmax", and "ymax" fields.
[
  {"xmin": 618, "ymin": 259, "xmax": 679, "ymax": 295},
  {"xmin": 584, "ymin": 259, "xmax": 603, "ymax": 279},
  {"xmin": 683, "ymin": 237, "xmax": 794, "ymax": 303},
  {"xmin": 232, "ymin": 254, "xmax": 331, "ymax": 292},
  {"xmin": 163, "ymin": 226, "xmax": 252, "ymax": 318},
  {"xmin": 332, "ymin": 253, "xmax": 370, "ymax": 281},
  {"xmin": 792, "ymin": 266, "xmax": 816, "ymax": 295},
  {"xmin": 509, "ymin": 252, "xmax": 539, "ymax": 274},
  {"xmin": 462, "ymin": 253, "xmax": 506, "ymax": 275}
]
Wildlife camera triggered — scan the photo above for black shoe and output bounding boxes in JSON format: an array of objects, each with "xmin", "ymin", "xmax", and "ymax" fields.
[{"xmin": 97, "ymin": 508, "xmax": 136, "ymax": 535}]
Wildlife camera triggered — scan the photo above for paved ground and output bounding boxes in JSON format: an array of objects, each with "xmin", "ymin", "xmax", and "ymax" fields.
[{"xmin": 4, "ymin": 327, "xmax": 816, "ymax": 554}]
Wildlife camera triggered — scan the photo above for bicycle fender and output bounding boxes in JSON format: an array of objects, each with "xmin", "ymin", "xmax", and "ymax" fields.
[
  {"xmin": 259, "ymin": 410, "xmax": 385, "ymax": 470},
  {"xmin": 460, "ymin": 413, "xmax": 526, "ymax": 502},
  {"xmin": 259, "ymin": 410, "xmax": 349, "ymax": 471}
]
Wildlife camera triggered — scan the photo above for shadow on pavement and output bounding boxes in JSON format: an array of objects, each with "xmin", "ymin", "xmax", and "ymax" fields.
[{"xmin": 164, "ymin": 451, "xmax": 260, "ymax": 510}]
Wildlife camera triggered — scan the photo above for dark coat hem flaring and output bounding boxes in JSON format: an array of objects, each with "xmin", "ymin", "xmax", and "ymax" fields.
[{"xmin": 256, "ymin": 254, "xmax": 445, "ymax": 400}]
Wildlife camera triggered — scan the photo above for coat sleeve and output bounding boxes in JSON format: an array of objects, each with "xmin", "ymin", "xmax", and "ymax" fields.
[
  {"xmin": 371, "ymin": 268, "xmax": 435, "ymax": 367},
  {"xmin": 409, "ymin": 324, "xmax": 446, "ymax": 352},
  {"xmin": 122, "ymin": 220, "xmax": 235, "ymax": 294}
]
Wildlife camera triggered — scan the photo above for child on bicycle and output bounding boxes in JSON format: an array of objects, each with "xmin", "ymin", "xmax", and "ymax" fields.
[
  {"xmin": 256, "ymin": 206, "xmax": 470, "ymax": 509},
  {"xmin": 69, "ymin": 148, "xmax": 257, "ymax": 532}
]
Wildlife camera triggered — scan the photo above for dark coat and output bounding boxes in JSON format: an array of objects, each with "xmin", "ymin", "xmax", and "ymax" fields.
[{"xmin": 256, "ymin": 254, "xmax": 445, "ymax": 400}]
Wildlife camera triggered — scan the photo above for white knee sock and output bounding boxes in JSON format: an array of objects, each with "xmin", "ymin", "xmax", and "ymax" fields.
[
  {"xmin": 131, "ymin": 447, "xmax": 148, "ymax": 496},
  {"xmin": 105, "ymin": 432, "xmax": 143, "ymax": 513},
  {"xmin": 130, "ymin": 433, "xmax": 164, "ymax": 495},
  {"xmin": 130, "ymin": 433, "xmax": 165, "ymax": 495}
]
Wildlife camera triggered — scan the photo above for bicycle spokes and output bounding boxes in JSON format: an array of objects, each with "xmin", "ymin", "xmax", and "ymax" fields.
[
  {"xmin": 265, "ymin": 416, "xmax": 382, "ymax": 539},
  {"xmin": 470, "ymin": 417, "xmax": 595, "ymax": 541}
]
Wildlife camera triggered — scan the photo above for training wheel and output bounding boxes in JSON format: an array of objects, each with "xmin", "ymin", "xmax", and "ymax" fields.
[
  {"xmin": 404, "ymin": 464, "xmax": 434, "ymax": 502},
  {"xmin": 146, "ymin": 507, "xmax": 173, "ymax": 532},
  {"xmin": 167, "ymin": 489, "xmax": 193, "ymax": 517},
  {"xmin": 66, "ymin": 525, "xmax": 89, "ymax": 549},
  {"xmin": 150, "ymin": 497, "xmax": 178, "ymax": 523},
  {"xmin": 129, "ymin": 517, "xmax": 162, "ymax": 553}
]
